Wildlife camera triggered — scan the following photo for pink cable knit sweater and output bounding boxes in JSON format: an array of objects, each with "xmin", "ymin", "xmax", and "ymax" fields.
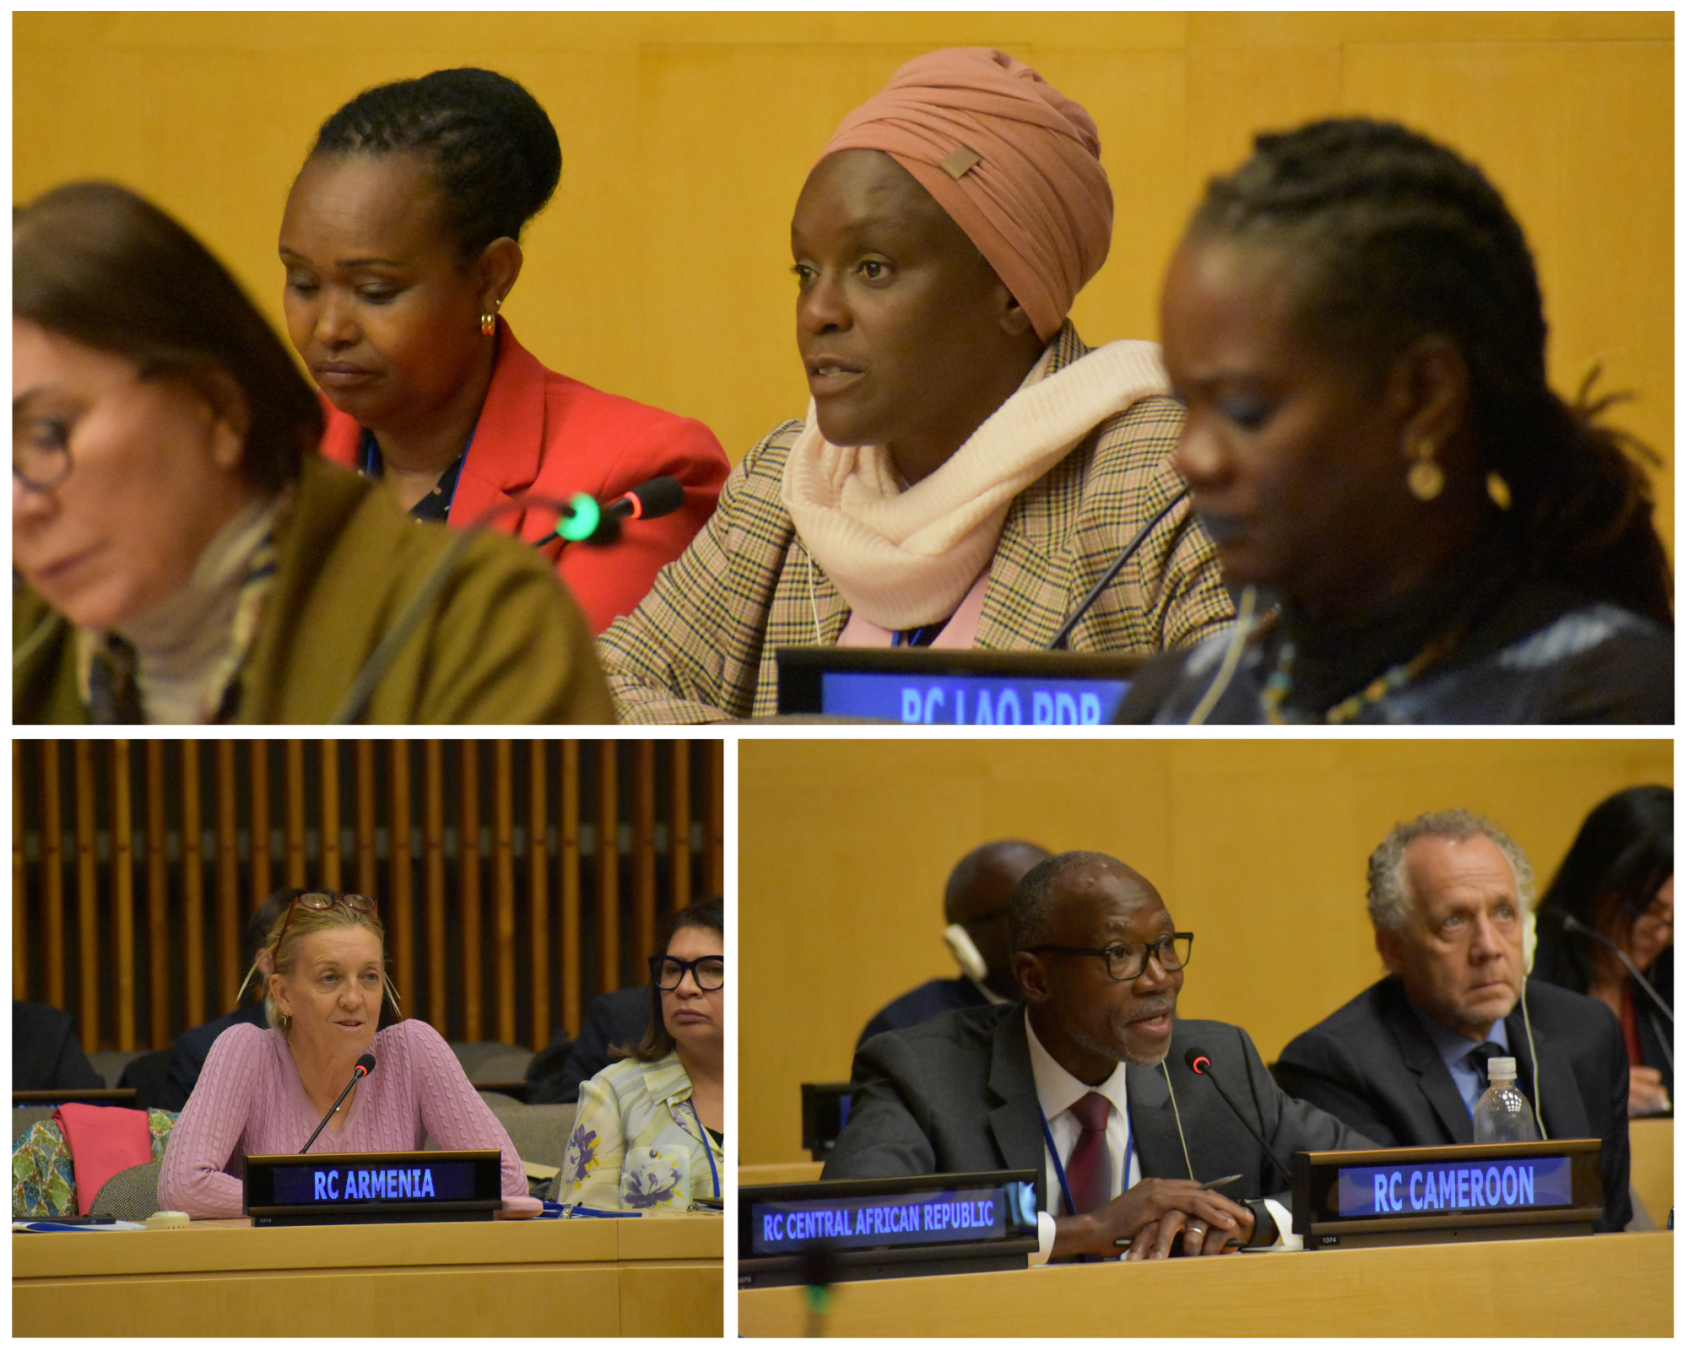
[{"xmin": 157, "ymin": 1019, "xmax": 537, "ymax": 1217}]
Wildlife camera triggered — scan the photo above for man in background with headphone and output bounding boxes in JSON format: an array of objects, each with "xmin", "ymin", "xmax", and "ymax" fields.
[
  {"xmin": 827, "ymin": 850, "xmax": 1371, "ymax": 1261},
  {"xmin": 1274, "ymin": 809, "xmax": 1633, "ymax": 1232},
  {"xmin": 856, "ymin": 840, "xmax": 1051, "ymax": 1053}
]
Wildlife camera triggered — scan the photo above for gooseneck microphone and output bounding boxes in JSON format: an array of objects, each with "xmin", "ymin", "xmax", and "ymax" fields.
[
  {"xmin": 533, "ymin": 475, "xmax": 687, "ymax": 549},
  {"xmin": 1047, "ymin": 485, "xmax": 1189, "ymax": 650},
  {"xmin": 1183, "ymin": 1046, "xmax": 1293, "ymax": 1188},
  {"xmin": 300, "ymin": 1052, "xmax": 376, "ymax": 1154},
  {"xmin": 1552, "ymin": 911, "xmax": 1675, "ymax": 1025}
]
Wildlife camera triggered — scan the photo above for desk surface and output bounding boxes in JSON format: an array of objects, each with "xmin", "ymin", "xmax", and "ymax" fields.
[
  {"xmin": 16, "ymin": 1214, "xmax": 722, "ymax": 1337},
  {"xmin": 739, "ymin": 1231, "xmax": 1670, "ymax": 1338}
]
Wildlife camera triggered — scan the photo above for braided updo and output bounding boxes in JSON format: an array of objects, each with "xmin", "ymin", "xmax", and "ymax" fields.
[
  {"xmin": 308, "ymin": 67, "xmax": 562, "ymax": 261},
  {"xmin": 1186, "ymin": 118, "xmax": 1670, "ymax": 625}
]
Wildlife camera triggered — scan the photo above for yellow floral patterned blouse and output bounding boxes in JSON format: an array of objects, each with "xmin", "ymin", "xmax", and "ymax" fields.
[{"xmin": 559, "ymin": 1051, "xmax": 723, "ymax": 1212}]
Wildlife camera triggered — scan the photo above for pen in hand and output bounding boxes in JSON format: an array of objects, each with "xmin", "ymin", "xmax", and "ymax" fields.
[
  {"xmin": 1113, "ymin": 1174, "xmax": 1249, "ymax": 1247},
  {"xmin": 1196, "ymin": 1173, "xmax": 1243, "ymax": 1190}
]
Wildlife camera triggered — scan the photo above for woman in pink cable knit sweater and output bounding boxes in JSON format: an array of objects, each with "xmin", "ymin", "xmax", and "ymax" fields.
[{"xmin": 157, "ymin": 893, "xmax": 537, "ymax": 1218}]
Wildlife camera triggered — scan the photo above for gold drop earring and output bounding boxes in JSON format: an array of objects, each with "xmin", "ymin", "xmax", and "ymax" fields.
[{"xmin": 1407, "ymin": 437, "xmax": 1444, "ymax": 502}]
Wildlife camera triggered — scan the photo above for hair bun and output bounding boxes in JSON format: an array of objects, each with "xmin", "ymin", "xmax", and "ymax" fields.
[{"xmin": 308, "ymin": 66, "xmax": 562, "ymax": 254}]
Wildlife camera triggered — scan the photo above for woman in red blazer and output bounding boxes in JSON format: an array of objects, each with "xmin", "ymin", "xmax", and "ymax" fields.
[{"xmin": 279, "ymin": 68, "xmax": 727, "ymax": 633}]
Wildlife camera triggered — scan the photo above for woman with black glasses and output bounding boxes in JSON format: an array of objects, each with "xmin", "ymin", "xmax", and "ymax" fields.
[
  {"xmin": 158, "ymin": 893, "xmax": 538, "ymax": 1217},
  {"xmin": 559, "ymin": 900, "xmax": 724, "ymax": 1211}
]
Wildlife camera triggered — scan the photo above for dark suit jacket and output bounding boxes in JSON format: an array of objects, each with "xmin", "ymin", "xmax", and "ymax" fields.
[
  {"xmin": 1273, "ymin": 975, "xmax": 1632, "ymax": 1231},
  {"xmin": 162, "ymin": 1004, "xmax": 269, "ymax": 1111},
  {"xmin": 856, "ymin": 976, "xmax": 990, "ymax": 1054},
  {"xmin": 824, "ymin": 1002, "xmax": 1372, "ymax": 1228},
  {"xmin": 528, "ymin": 986, "xmax": 652, "ymax": 1104},
  {"xmin": 12, "ymin": 1001, "xmax": 103, "ymax": 1091}
]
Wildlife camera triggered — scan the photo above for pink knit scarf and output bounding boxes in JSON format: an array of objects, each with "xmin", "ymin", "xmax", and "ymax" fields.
[{"xmin": 781, "ymin": 338, "xmax": 1169, "ymax": 630}]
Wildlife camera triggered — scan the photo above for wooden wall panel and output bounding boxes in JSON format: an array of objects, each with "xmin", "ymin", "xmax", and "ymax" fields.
[
  {"xmin": 12, "ymin": 740, "xmax": 719, "ymax": 1055},
  {"xmin": 740, "ymin": 738, "xmax": 1674, "ymax": 1163},
  {"xmin": 10, "ymin": 13, "xmax": 1670, "ymax": 557}
]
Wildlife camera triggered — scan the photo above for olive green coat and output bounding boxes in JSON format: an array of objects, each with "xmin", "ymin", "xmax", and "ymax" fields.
[{"xmin": 14, "ymin": 457, "xmax": 615, "ymax": 724}]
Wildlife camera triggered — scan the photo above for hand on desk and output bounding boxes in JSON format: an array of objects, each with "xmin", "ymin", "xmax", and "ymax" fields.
[
  {"xmin": 1051, "ymin": 1178, "xmax": 1253, "ymax": 1261},
  {"xmin": 1121, "ymin": 1206, "xmax": 1254, "ymax": 1260},
  {"xmin": 1628, "ymin": 1066, "xmax": 1670, "ymax": 1117}
]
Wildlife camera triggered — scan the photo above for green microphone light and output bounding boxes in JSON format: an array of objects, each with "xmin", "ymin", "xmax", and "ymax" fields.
[{"xmin": 556, "ymin": 493, "xmax": 601, "ymax": 543}]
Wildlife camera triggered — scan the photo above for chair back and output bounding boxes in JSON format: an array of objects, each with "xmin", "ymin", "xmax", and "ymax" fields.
[
  {"xmin": 475, "ymin": 1091, "xmax": 576, "ymax": 1181},
  {"xmin": 89, "ymin": 1160, "xmax": 164, "ymax": 1223},
  {"xmin": 13, "ymin": 1106, "xmax": 57, "ymax": 1146}
]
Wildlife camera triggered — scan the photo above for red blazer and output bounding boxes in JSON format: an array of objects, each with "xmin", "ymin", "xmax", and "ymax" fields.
[{"xmin": 319, "ymin": 320, "xmax": 728, "ymax": 634}]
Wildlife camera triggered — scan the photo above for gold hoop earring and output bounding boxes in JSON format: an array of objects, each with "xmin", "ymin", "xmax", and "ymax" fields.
[
  {"xmin": 480, "ymin": 311, "xmax": 496, "ymax": 337},
  {"xmin": 1407, "ymin": 438, "xmax": 1444, "ymax": 502}
]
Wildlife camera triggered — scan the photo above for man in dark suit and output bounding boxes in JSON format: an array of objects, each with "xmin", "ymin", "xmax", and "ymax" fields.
[
  {"xmin": 856, "ymin": 839, "xmax": 1050, "ymax": 1052},
  {"xmin": 826, "ymin": 850, "xmax": 1372, "ymax": 1262},
  {"xmin": 1274, "ymin": 809, "xmax": 1632, "ymax": 1232},
  {"xmin": 528, "ymin": 986, "xmax": 649, "ymax": 1103},
  {"xmin": 13, "ymin": 1001, "xmax": 104, "ymax": 1091}
]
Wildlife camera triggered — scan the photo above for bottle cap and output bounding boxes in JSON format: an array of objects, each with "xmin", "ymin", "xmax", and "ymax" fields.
[{"xmin": 1485, "ymin": 1056, "xmax": 1517, "ymax": 1080}]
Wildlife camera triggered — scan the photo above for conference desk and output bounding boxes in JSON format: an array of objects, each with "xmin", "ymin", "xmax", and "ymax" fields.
[
  {"xmin": 739, "ymin": 1231, "xmax": 1670, "ymax": 1337},
  {"xmin": 15, "ymin": 1213, "xmax": 722, "ymax": 1337}
]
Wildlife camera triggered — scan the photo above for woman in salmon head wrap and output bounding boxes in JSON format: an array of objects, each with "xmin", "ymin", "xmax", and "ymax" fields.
[{"xmin": 599, "ymin": 48, "xmax": 1231, "ymax": 722}]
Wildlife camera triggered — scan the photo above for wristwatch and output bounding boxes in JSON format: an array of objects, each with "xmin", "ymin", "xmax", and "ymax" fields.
[{"xmin": 1241, "ymin": 1198, "xmax": 1278, "ymax": 1247}]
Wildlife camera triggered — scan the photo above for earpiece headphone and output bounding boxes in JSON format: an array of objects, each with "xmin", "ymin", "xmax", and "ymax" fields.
[
  {"xmin": 942, "ymin": 924, "xmax": 989, "ymax": 984},
  {"xmin": 1518, "ymin": 904, "xmax": 1548, "ymax": 1139}
]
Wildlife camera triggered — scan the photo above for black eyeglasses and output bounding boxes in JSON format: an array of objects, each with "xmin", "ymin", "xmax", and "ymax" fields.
[
  {"xmin": 14, "ymin": 419, "xmax": 74, "ymax": 493},
  {"xmin": 1026, "ymin": 933, "xmax": 1193, "ymax": 982},
  {"xmin": 649, "ymin": 954, "xmax": 725, "ymax": 991}
]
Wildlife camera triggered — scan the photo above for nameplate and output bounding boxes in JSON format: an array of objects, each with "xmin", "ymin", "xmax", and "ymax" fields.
[
  {"xmin": 1335, "ymin": 1153, "xmax": 1573, "ymax": 1218},
  {"xmin": 753, "ymin": 1185, "xmax": 1018, "ymax": 1254},
  {"xmin": 776, "ymin": 648, "xmax": 1143, "ymax": 724},
  {"xmin": 739, "ymin": 1170, "xmax": 1039, "ymax": 1288},
  {"xmin": 245, "ymin": 1150, "xmax": 502, "ymax": 1226},
  {"xmin": 1293, "ymin": 1140, "xmax": 1602, "ymax": 1248}
]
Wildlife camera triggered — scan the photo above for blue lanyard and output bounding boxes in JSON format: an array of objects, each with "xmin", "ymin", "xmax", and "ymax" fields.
[
  {"xmin": 682, "ymin": 1099, "xmax": 722, "ymax": 1200},
  {"xmin": 1039, "ymin": 1103, "xmax": 1133, "ymax": 1217}
]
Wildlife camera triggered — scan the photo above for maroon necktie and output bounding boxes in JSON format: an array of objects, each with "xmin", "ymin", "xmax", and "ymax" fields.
[{"xmin": 1065, "ymin": 1092, "xmax": 1112, "ymax": 1214}]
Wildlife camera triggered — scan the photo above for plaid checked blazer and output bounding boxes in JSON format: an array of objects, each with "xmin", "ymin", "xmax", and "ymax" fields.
[{"xmin": 598, "ymin": 326, "xmax": 1232, "ymax": 723}]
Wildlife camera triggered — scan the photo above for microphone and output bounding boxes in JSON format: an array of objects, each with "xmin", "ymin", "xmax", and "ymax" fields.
[
  {"xmin": 300, "ymin": 1052, "xmax": 376, "ymax": 1154},
  {"xmin": 1553, "ymin": 911, "xmax": 1674, "ymax": 1024},
  {"xmin": 1183, "ymin": 1045, "xmax": 1293, "ymax": 1188},
  {"xmin": 533, "ymin": 476, "xmax": 687, "ymax": 549},
  {"xmin": 1047, "ymin": 485, "xmax": 1189, "ymax": 650}
]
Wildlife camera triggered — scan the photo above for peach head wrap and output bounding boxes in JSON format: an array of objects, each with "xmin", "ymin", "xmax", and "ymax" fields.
[{"xmin": 818, "ymin": 47, "xmax": 1113, "ymax": 343}]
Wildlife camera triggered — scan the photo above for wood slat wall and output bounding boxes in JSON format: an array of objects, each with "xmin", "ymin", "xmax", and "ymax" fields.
[{"xmin": 13, "ymin": 739, "xmax": 724, "ymax": 1054}]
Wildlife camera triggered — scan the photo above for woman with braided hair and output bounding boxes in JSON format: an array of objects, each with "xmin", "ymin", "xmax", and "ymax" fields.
[
  {"xmin": 279, "ymin": 68, "xmax": 728, "ymax": 634},
  {"xmin": 1121, "ymin": 117, "xmax": 1671, "ymax": 724}
]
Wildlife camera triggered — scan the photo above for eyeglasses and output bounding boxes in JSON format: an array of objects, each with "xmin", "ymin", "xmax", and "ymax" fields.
[
  {"xmin": 272, "ymin": 893, "xmax": 378, "ymax": 959},
  {"xmin": 649, "ymin": 954, "xmax": 725, "ymax": 991},
  {"xmin": 14, "ymin": 420, "xmax": 74, "ymax": 493},
  {"xmin": 1026, "ymin": 933, "xmax": 1193, "ymax": 982}
]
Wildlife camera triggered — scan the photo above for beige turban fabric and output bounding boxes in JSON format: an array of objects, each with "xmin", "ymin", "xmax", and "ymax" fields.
[{"xmin": 818, "ymin": 47, "xmax": 1113, "ymax": 343}]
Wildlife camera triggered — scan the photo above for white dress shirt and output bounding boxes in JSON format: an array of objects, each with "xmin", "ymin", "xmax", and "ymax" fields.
[{"xmin": 1023, "ymin": 1011, "xmax": 1298, "ymax": 1261}]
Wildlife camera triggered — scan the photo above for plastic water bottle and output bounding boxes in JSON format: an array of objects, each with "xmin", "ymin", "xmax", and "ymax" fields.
[{"xmin": 1473, "ymin": 1056, "xmax": 1538, "ymax": 1144}]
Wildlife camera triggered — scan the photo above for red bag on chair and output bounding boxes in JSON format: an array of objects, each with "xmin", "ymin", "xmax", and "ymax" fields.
[{"xmin": 52, "ymin": 1103, "xmax": 153, "ymax": 1215}]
